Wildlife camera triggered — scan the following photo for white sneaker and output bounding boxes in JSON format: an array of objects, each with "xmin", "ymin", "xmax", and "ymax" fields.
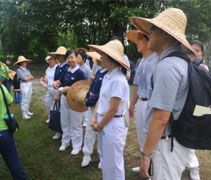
[
  {"xmin": 131, "ymin": 166, "xmax": 140, "ymax": 173},
  {"xmin": 22, "ymin": 114, "xmax": 31, "ymax": 119},
  {"xmin": 46, "ymin": 119, "xmax": 50, "ymax": 123},
  {"xmin": 190, "ymin": 168, "xmax": 200, "ymax": 180},
  {"xmin": 98, "ymin": 162, "xmax": 102, "ymax": 169},
  {"xmin": 81, "ymin": 154, "xmax": 91, "ymax": 167},
  {"xmin": 52, "ymin": 133, "xmax": 62, "ymax": 140},
  {"xmin": 27, "ymin": 112, "xmax": 34, "ymax": 116},
  {"xmin": 59, "ymin": 143, "xmax": 70, "ymax": 151},
  {"xmin": 71, "ymin": 149, "xmax": 81, "ymax": 155}
]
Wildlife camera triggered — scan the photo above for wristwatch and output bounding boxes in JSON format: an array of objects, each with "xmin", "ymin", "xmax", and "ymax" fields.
[{"xmin": 141, "ymin": 151, "xmax": 152, "ymax": 158}]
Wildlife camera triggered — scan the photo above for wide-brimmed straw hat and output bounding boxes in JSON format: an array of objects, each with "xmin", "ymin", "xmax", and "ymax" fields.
[
  {"xmin": 126, "ymin": 30, "xmax": 148, "ymax": 44},
  {"xmin": 76, "ymin": 48, "xmax": 88, "ymax": 52},
  {"xmin": 14, "ymin": 56, "xmax": 32, "ymax": 65},
  {"xmin": 86, "ymin": 51, "xmax": 101, "ymax": 63},
  {"xmin": 66, "ymin": 80, "xmax": 91, "ymax": 112},
  {"xmin": 49, "ymin": 46, "xmax": 67, "ymax": 56},
  {"xmin": 88, "ymin": 40, "xmax": 130, "ymax": 71},
  {"xmin": 130, "ymin": 8, "xmax": 195, "ymax": 53}
]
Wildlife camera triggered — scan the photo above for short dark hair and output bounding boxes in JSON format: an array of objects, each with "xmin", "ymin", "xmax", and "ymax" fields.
[
  {"xmin": 190, "ymin": 40, "xmax": 204, "ymax": 53},
  {"xmin": 65, "ymin": 49, "xmax": 77, "ymax": 59},
  {"xmin": 4, "ymin": 57, "xmax": 12, "ymax": 63},
  {"xmin": 77, "ymin": 51, "xmax": 87, "ymax": 62}
]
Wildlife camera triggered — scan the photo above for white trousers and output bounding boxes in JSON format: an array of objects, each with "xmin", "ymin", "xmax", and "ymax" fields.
[
  {"xmin": 98, "ymin": 114, "xmax": 126, "ymax": 180},
  {"xmin": 82, "ymin": 110, "xmax": 89, "ymax": 124},
  {"xmin": 83, "ymin": 107, "xmax": 98, "ymax": 155},
  {"xmin": 152, "ymin": 138, "xmax": 191, "ymax": 180},
  {"xmin": 186, "ymin": 149, "xmax": 199, "ymax": 168},
  {"xmin": 136, "ymin": 99, "xmax": 148, "ymax": 151},
  {"xmin": 44, "ymin": 87, "xmax": 54, "ymax": 119},
  {"xmin": 60, "ymin": 95, "xmax": 83, "ymax": 149},
  {"xmin": 20, "ymin": 81, "xmax": 32, "ymax": 115}
]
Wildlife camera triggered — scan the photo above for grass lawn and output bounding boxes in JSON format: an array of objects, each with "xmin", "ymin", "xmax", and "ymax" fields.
[{"xmin": 0, "ymin": 80, "xmax": 211, "ymax": 180}]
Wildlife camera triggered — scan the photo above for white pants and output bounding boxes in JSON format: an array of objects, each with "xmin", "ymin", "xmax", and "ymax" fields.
[
  {"xmin": 83, "ymin": 107, "xmax": 98, "ymax": 155},
  {"xmin": 60, "ymin": 95, "xmax": 83, "ymax": 149},
  {"xmin": 152, "ymin": 138, "xmax": 191, "ymax": 180},
  {"xmin": 136, "ymin": 99, "xmax": 148, "ymax": 151},
  {"xmin": 20, "ymin": 81, "xmax": 32, "ymax": 115},
  {"xmin": 44, "ymin": 87, "xmax": 54, "ymax": 119},
  {"xmin": 98, "ymin": 114, "xmax": 126, "ymax": 180},
  {"xmin": 186, "ymin": 149, "xmax": 199, "ymax": 168},
  {"xmin": 82, "ymin": 110, "xmax": 89, "ymax": 124}
]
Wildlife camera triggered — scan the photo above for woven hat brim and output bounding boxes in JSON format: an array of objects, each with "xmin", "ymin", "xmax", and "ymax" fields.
[
  {"xmin": 14, "ymin": 59, "xmax": 32, "ymax": 66},
  {"xmin": 48, "ymin": 52, "xmax": 66, "ymax": 56},
  {"xmin": 130, "ymin": 16, "xmax": 195, "ymax": 54},
  {"xmin": 86, "ymin": 52, "xmax": 101, "ymax": 61},
  {"xmin": 88, "ymin": 45, "xmax": 130, "ymax": 71},
  {"xmin": 126, "ymin": 30, "xmax": 146, "ymax": 44},
  {"xmin": 76, "ymin": 48, "xmax": 88, "ymax": 52}
]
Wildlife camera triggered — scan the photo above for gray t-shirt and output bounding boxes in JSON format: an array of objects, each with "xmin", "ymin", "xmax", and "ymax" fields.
[
  {"xmin": 80, "ymin": 64, "xmax": 92, "ymax": 80},
  {"xmin": 123, "ymin": 54, "xmax": 131, "ymax": 78},
  {"xmin": 144, "ymin": 46, "xmax": 189, "ymax": 135},
  {"xmin": 16, "ymin": 67, "xmax": 32, "ymax": 83},
  {"xmin": 133, "ymin": 52, "xmax": 158, "ymax": 98}
]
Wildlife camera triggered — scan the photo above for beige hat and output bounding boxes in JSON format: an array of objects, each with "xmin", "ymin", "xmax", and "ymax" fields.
[
  {"xmin": 76, "ymin": 48, "xmax": 88, "ymax": 52},
  {"xmin": 14, "ymin": 56, "xmax": 32, "ymax": 65},
  {"xmin": 130, "ymin": 8, "xmax": 195, "ymax": 53},
  {"xmin": 49, "ymin": 46, "xmax": 67, "ymax": 56},
  {"xmin": 126, "ymin": 30, "xmax": 148, "ymax": 44},
  {"xmin": 88, "ymin": 40, "xmax": 130, "ymax": 71},
  {"xmin": 86, "ymin": 51, "xmax": 101, "ymax": 63},
  {"xmin": 66, "ymin": 80, "xmax": 91, "ymax": 112}
]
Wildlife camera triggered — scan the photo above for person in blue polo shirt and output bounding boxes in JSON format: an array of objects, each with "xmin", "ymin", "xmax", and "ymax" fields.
[
  {"xmin": 54, "ymin": 49, "xmax": 86, "ymax": 154},
  {"xmin": 81, "ymin": 51, "xmax": 108, "ymax": 168}
]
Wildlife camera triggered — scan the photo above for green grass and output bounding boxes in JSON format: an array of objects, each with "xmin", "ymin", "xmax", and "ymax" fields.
[{"xmin": 0, "ymin": 83, "xmax": 211, "ymax": 180}]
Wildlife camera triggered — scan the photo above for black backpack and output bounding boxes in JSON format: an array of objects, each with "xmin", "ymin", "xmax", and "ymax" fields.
[
  {"xmin": 163, "ymin": 52, "xmax": 211, "ymax": 150},
  {"xmin": 13, "ymin": 73, "xmax": 20, "ymax": 89}
]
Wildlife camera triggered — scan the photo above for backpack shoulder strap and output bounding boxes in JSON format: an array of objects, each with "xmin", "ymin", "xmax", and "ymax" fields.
[{"xmin": 161, "ymin": 51, "xmax": 190, "ymax": 62}]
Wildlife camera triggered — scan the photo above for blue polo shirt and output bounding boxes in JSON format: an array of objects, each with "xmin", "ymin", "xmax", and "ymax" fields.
[
  {"xmin": 85, "ymin": 68, "xmax": 108, "ymax": 107},
  {"xmin": 54, "ymin": 62, "xmax": 69, "ymax": 81},
  {"xmin": 60, "ymin": 66, "xmax": 85, "ymax": 87}
]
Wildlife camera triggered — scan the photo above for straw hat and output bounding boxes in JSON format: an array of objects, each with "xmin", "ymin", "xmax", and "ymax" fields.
[
  {"xmin": 76, "ymin": 48, "xmax": 88, "ymax": 52},
  {"xmin": 126, "ymin": 30, "xmax": 147, "ymax": 44},
  {"xmin": 88, "ymin": 40, "xmax": 130, "ymax": 71},
  {"xmin": 49, "ymin": 46, "xmax": 67, "ymax": 56},
  {"xmin": 130, "ymin": 8, "xmax": 195, "ymax": 53},
  {"xmin": 14, "ymin": 56, "xmax": 32, "ymax": 65},
  {"xmin": 66, "ymin": 80, "xmax": 91, "ymax": 112},
  {"xmin": 86, "ymin": 51, "xmax": 101, "ymax": 64}
]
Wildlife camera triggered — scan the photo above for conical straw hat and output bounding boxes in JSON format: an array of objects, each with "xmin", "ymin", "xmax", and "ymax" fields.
[
  {"xmin": 126, "ymin": 30, "xmax": 147, "ymax": 44},
  {"xmin": 66, "ymin": 80, "xmax": 91, "ymax": 112},
  {"xmin": 49, "ymin": 46, "xmax": 67, "ymax": 56},
  {"xmin": 14, "ymin": 56, "xmax": 32, "ymax": 65},
  {"xmin": 88, "ymin": 40, "xmax": 130, "ymax": 71},
  {"xmin": 76, "ymin": 48, "xmax": 88, "ymax": 52},
  {"xmin": 86, "ymin": 51, "xmax": 101, "ymax": 63},
  {"xmin": 130, "ymin": 8, "xmax": 195, "ymax": 53}
]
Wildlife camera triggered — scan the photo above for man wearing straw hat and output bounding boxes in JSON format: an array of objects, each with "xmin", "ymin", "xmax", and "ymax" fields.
[
  {"xmin": 130, "ymin": 8, "xmax": 196, "ymax": 179},
  {"xmin": 126, "ymin": 30, "xmax": 158, "ymax": 173}
]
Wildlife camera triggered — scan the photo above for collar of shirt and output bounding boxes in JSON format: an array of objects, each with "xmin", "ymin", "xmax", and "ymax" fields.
[
  {"xmin": 159, "ymin": 46, "xmax": 181, "ymax": 61},
  {"xmin": 141, "ymin": 52, "xmax": 158, "ymax": 63},
  {"xmin": 105, "ymin": 67, "xmax": 120, "ymax": 80},
  {"xmin": 20, "ymin": 67, "xmax": 26, "ymax": 70},
  {"xmin": 100, "ymin": 68, "xmax": 107, "ymax": 73},
  {"xmin": 59, "ymin": 61, "xmax": 67, "ymax": 68},
  {"xmin": 68, "ymin": 66, "xmax": 79, "ymax": 73}
]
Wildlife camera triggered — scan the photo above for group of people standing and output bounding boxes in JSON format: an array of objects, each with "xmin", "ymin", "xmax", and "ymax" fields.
[{"xmin": 0, "ymin": 6, "xmax": 209, "ymax": 180}]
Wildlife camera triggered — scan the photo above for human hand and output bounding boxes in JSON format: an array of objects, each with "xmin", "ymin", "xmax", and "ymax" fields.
[
  {"xmin": 140, "ymin": 156, "xmax": 152, "ymax": 179},
  {"xmin": 129, "ymin": 104, "xmax": 135, "ymax": 118}
]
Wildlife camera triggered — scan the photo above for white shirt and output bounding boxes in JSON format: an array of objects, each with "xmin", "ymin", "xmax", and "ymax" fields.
[
  {"xmin": 97, "ymin": 67, "xmax": 129, "ymax": 115},
  {"xmin": 45, "ymin": 64, "xmax": 57, "ymax": 86}
]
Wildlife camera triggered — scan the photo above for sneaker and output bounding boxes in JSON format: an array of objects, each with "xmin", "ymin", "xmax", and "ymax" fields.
[
  {"xmin": 71, "ymin": 148, "xmax": 81, "ymax": 155},
  {"xmin": 98, "ymin": 162, "xmax": 102, "ymax": 169},
  {"xmin": 46, "ymin": 119, "xmax": 50, "ymax": 123},
  {"xmin": 52, "ymin": 133, "xmax": 62, "ymax": 140},
  {"xmin": 131, "ymin": 166, "xmax": 140, "ymax": 173},
  {"xmin": 59, "ymin": 143, "xmax": 70, "ymax": 151},
  {"xmin": 27, "ymin": 112, "xmax": 34, "ymax": 116},
  {"xmin": 190, "ymin": 168, "xmax": 200, "ymax": 180},
  {"xmin": 23, "ymin": 114, "xmax": 31, "ymax": 119},
  {"xmin": 81, "ymin": 154, "xmax": 91, "ymax": 167}
]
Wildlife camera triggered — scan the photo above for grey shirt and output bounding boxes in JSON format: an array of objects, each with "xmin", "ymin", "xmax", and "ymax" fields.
[
  {"xmin": 144, "ymin": 46, "xmax": 189, "ymax": 135},
  {"xmin": 123, "ymin": 54, "xmax": 131, "ymax": 78},
  {"xmin": 133, "ymin": 52, "xmax": 158, "ymax": 98},
  {"xmin": 80, "ymin": 64, "xmax": 92, "ymax": 80},
  {"xmin": 16, "ymin": 67, "xmax": 32, "ymax": 83}
]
